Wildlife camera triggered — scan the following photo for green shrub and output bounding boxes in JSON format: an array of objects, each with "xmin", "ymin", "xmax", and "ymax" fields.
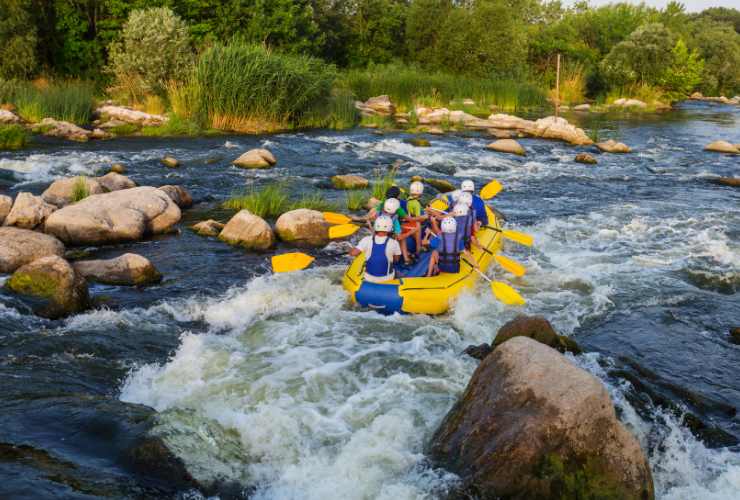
[
  {"xmin": 71, "ymin": 177, "xmax": 90, "ymax": 203},
  {"xmin": 192, "ymin": 41, "xmax": 336, "ymax": 132},
  {"xmin": 601, "ymin": 23, "xmax": 675, "ymax": 88},
  {"xmin": 108, "ymin": 123, "xmax": 140, "ymax": 135},
  {"xmin": 288, "ymin": 193, "xmax": 338, "ymax": 212},
  {"xmin": 346, "ymin": 190, "xmax": 369, "ymax": 211},
  {"xmin": 140, "ymin": 114, "xmax": 203, "ymax": 136},
  {"xmin": 222, "ymin": 183, "xmax": 291, "ymax": 219},
  {"xmin": 659, "ymin": 39, "xmax": 704, "ymax": 96},
  {"xmin": 370, "ymin": 166, "xmax": 398, "ymax": 201},
  {"xmin": 0, "ymin": 124, "xmax": 29, "ymax": 149},
  {"xmin": 13, "ymin": 81, "xmax": 94, "ymax": 124},
  {"xmin": 108, "ymin": 7, "xmax": 193, "ymax": 98},
  {"xmin": 0, "ymin": 0, "xmax": 37, "ymax": 79}
]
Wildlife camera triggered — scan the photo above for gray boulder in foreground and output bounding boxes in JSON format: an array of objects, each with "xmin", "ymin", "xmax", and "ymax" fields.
[
  {"xmin": 0, "ymin": 195, "xmax": 11, "ymax": 225},
  {"xmin": 73, "ymin": 253, "xmax": 161, "ymax": 286},
  {"xmin": 44, "ymin": 186, "xmax": 181, "ymax": 245},
  {"xmin": 3, "ymin": 192, "xmax": 57, "ymax": 229},
  {"xmin": 429, "ymin": 337, "xmax": 654, "ymax": 500},
  {"xmin": 0, "ymin": 227, "xmax": 65, "ymax": 273},
  {"xmin": 219, "ymin": 210, "xmax": 274, "ymax": 251}
]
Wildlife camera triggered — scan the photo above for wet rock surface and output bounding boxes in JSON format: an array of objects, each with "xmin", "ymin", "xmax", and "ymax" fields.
[
  {"xmin": 0, "ymin": 227, "xmax": 65, "ymax": 273},
  {"xmin": 73, "ymin": 253, "xmax": 162, "ymax": 286},
  {"xmin": 41, "ymin": 176, "xmax": 105, "ymax": 207},
  {"xmin": 4, "ymin": 192, "xmax": 56, "ymax": 229},
  {"xmin": 219, "ymin": 210, "xmax": 275, "ymax": 251},
  {"xmin": 275, "ymin": 209, "xmax": 330, "ymax": 248}
]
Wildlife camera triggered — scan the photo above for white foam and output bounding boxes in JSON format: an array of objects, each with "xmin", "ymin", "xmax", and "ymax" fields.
[{"xmin": 0, "ymin": 151, "xmax": 112, "ymax": 186}]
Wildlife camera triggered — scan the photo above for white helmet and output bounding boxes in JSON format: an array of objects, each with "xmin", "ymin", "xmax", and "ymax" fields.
[
  {"xmin": 461, "ymin": 179, "xmax": 475, "ymax": 192},
  {"xmin": 441, "ymin": 216, "xmax": 457, "ymax": 234},
  {"xmin": 409, "ymin": 181, "xmax": 424, "ymax": 196},
  {"xmin": 458, "ymin": 191, "xmax": 473, "ymax": 207},
  {"xmin": 374, "ymin": 215, "xmax": 393, "ymax": 232},
  {"xmin": 452, "ymin": 203, "xmax": 469, "ymax": 217},
  {"xmin": 383, "ymin": 197, "xmax": 400, "ymax": 214}
]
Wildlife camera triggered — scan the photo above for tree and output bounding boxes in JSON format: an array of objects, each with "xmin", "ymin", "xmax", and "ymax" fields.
[
  {"xmin": 405, "ymin": 0, "xmax": 451, "ymax": 66},
  {"xmin": 246, "ymin": 0, "xmax": 323, "ymax": 55},
  {"xmin": 0, "ymin": 0, "xmax": 38, "ymax": 79},
  {"xmin": 690, "ymin": 19, "xmax": 740, "ymax": 96},
  {"xmin": 659, "ymin": 39, "xmax": 704, "ymax": 95},
  {"xmin": 346, "ymin": 0, "xmax": 407, "ymax": 66},
  {"xmin": 600, "ymin": 23, "xmax": 675, "ymax": 87}
]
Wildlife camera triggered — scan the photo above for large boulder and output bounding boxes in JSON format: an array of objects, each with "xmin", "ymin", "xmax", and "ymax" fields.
[
  {"xmin": 487, "ymin": 139, "xmax": 526, "ymax": 156},
  {"xmin": 0, "ymin": 227, "xmax": 65, "ymax": 273},
  {"xmin": 532, "ymin": 116, "xmax": 593, "ymax": 145},
  {"xmin": 158, "ymin": 185, "xmax": 193, "ymax": 209},
  {"xmin": 0, "ymin": 195, "xmax": 11, "ymax": 224},
  {"xmin": 97, "ymin": 172, "xmax": 136, "ymax": 192},
  {"xmin": 41, "ymin": 177, "xmax": 105, "ymax": 207},
  {"xmin": 44, "ymin": 187, "xmax": 181, "ymax": 245},
  {"xmin": 32, "ymin": 118, "xmax": 91, "ymax": 142},
  {"xmin": 575, "ymin": 152, "xmax": 598, "ymax": 165},
  {"xmin": 275, "ymin": 209, "xmax": 329, "ymax": 248},
  {"xmin": 0, "ymin": 109, "xmax": 21, "ymax": 124},
  {"xmin": 5, "ymin": 255, "xmax": 89, "ymax": 318},
  {"xmin": 356, "ymin": 95, "xmax": 395, "ymax": 117},
  {"xmin": 233, "ymin": 148, "xmax": 277, "ymax": 169},
  {"xmin": 493, "ymin": 315, "xmax": 580, "ymax": 354},
  {"xmin": 161, "ymin": 156, "xmax": 179, "ymax": 168},
  {"xmin": 96, "ymin": 105, "xmax": 167, "ymax": 126},
  {"xmin": 73, "ymin": 253, "xmax": 161, "ymax": 286},
  {"xmin": 704, "ymin": 140, "xmax": 739, "ymax": 154},
  {"xmin": 3, "ymin": 192, "xmax": 56, "ymax": 229},
  {"xmin": 429, "ymin": 337, "xmax": 654, "ymax": 500},
  {"xmin": 219, "ymin": 210, "xmax": 274, "ymax": 251},
  {"xmin": 191, "ymin": 219, "xmax": 224, "ymax": 237},
  {"xmin": 486, "ymin": 113, "xmax": 534, "ymax": 130},
  {"xmin": 597, "ymin": 139, "xmax": 632, "ymax": 153},
  {"xmin": 424, "ymin": 178, "xmax": 456, "ymax": 193},
  {"xmin": 331, "ymin": 174, "xmax": 369, "ymax": 190},
  {"xmin": 612, "ymin": 98, "xmax": 647, "ymax": 109}
]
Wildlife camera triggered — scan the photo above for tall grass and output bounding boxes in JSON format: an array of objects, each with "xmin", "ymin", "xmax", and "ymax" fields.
[
  {"xmin": 339, "ymin": 64, "xmax": 547, "ymax": 112},
  {"xmin": 370, "ymin": 166, "xmax": 399, "ymax": 200},
  {"xmin": 223, "ymin": 183, "xmax": 339, "ymax": 218},
  {"xmin": 191, "ymin": 41, "xmax": 336, "ymax": 132},
  {"xmin": 346, "ymin": 190, "xmax": 369, "ymax": 211},
  {"xmin": 550, "ymin": 63, "xmax": 586, "ymax": 105},
  {"xmin": 288, "ymin": 193, "xmax": 338, "ymax": 212},
  {"xmin": 0, "ymin": 125, "xmax": 29, "ymax": 150},
  {"xmin": 71, "ymin": 177, "xmax": 90, "ymax": 202},
  {"xmin": 297, "ymin": 88, "xmax": 359, "ymax": 129},
  {"xmin": 13, "ymin": 80, "xmax": 95, "ymax": 124}
]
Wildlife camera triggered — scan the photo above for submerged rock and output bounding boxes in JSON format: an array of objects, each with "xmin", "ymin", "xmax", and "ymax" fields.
[
  {"xmin": 463, "ymin": 343, "xmax": 493, "ymax": 360},
  {"xmin": 161, "ymin": 156, "xmax": 180, "ymax": 168},
  {"xmin": 44, "ymin": 187, "xmax": 181, "ymax": 245},
  {"xmin": 575, "ymin": 152, "xmax": 598, "ymax": 164},
  {"xmin": 4, "ymin": 192, "xmax": 57, "ymax": 229},
  {"xmin": 158, "ymin": 185, "xmax": 193, "ymax": 208},
  {"xmin": 730, "ymin": 327, "xmax": 740, "ymax": 345},
  {"xmin": 275, "ymin": 209, "xmax": 329, "ymax": 248},
  {"xmin": 331, "ymin": 174, "xmax": 369, "ymax": 190},
  {"xmin": 424, "ymin": 178, "xmax": 456, "ymax": 193},
  {"xmin": 429, "ymin": 337, "xmax": 654, "ymax": 500},
  {"xmin": 110, "ymin": 163, "xmax": 127, "ymax": 174},
  {"xmin": 124, "ymin": 435, "xmax": 198, "ymax": 491},
  {"xmin": 32, "ymin": 118, "xmax": 91, "ymax": 142},
  {"xmin": 0, "ymin": 194, "xmax": 11, "ymax": 224},
  {"xmin": 42, "ymin": 177, "xmax": 105, "ymax": 207},
  {"xmin": 406, "ymin": 137, "xmax": 431, "ymax": 147},
  {"xmin": 233, "ymin": 148, "xmax": 277, "ymax": 169},
  {"xmin": 597, "ymin": 139, "xmax": 632, "ymax": 153},
  {"xmin": 712, "ymin": 177, "xmax": 740, "ymax": 188},
  {"xmin": 493, "ymin": 315, "xmax": 581, "ymax": 354},
  {"xmin": 219, "ymin": 210, "xmax": 274, "ymax": 251},
  {"xmin": 73, "ymin": 253, "xmax": 161, "ymax": 286},
  {"xmin": 704, "ymin": 140, "xmax": 739, "ymax": 154},
  {"xmin": 0, "ymin": 227, "xmax": 65, "ymax": 273},
  {"xmin": 6, "ymin": 255, "xmax": 89, "ymax": 318},
  {"xmin": 487, "ymin": 138, "xmax": 526, "ymax": 156},
  {"xmin": 191, "ymin": 219, "xmax": 224, "ymax": 237},
  {"xmin": 97, "ymin": 172, "xmax": 136, "ymax": 192}
]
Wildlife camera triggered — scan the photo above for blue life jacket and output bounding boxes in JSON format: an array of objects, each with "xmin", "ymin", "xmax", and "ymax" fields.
[
  {"xmin": 438, "ymin": 232, "xmax": 460, "ymax": 273},
  {"xmin": 472, "ymin": 195, "xmax": 489, "ymax": 226},
  {"xmin": 366, "ymin": 237, "xmax": 392, "ymax": 278},
  {"xmin": 399, "ymin": 199, "xmax": 408, "ymax": 213},
  {"xmin": 455, "ymin": 214, "xmax": 473, "ymax": 248}
]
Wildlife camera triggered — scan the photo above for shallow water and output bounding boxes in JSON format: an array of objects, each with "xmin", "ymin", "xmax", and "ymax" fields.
[{"xmin": 1, "ymin": 102, "xmax": 738, "ymax": 499}]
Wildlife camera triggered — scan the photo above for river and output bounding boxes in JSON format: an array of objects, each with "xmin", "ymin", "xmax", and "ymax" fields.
[{"xmin": 0, "ymin": 101, "xmax": 738, "ymax": 499}]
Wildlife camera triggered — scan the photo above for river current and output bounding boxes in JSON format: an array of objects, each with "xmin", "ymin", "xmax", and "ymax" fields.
[{"xmin": 0, "ymin": 102, "xmax": 738, "ymax": 499}]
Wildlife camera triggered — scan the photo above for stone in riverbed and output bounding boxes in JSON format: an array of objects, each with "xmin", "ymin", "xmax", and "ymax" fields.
[
  {"xmin": 730, "ymin": 327, "xmax": 740, "ymax": 345},
  {"xmin": 0, "ymin": 109, "xmax": 21, "ymax": 124},
  {"xmin": 0, "ymin": 195, "xmax": 11, "ymax": 225},
  {"xmin": 429, "ymin": 337, "xmax": 654, "ymax": 500},
  {"xmin": 44, "ymin": 186, "xmax": 181, "ymax": 245},
  {"xmin": 96, "ymin": 105, "xmax": 167, "ymax": 126},
  {"xmin": 712, "ymin": 177, "xmax": 740, "ymax": 188},
  {"xmin": 4, "ymin": 192, "xmax": 56, "ymax": 229},
  {"xmin": 42, "ymin": 177, "xmax": 105, "ymax": 207},
  {"xmin": 73, "ymin": 253, "xmax": 161, "ymax": 286},
  {"xmin": 355, "ymin": 95, "xmax": 395, "ymax": 117},
  {"xmin": 533, "ymin": 116, "xmax": 593, "ymax": 145},
  {"xmin": 158, "ymin": 185, "xmax": 193, "ymax": 208},
  {"xmin": 597, "ymin": 139, "xmax": 632, "ymax": 153},
  {"xmin": 487, "ymin": 138, "xmax": 526, "ymax": 156},
  {"xmin": 612, "ymin": 98, "xmax": 647, "ymax": 109},
  {"xmin": 5, "ymin": 255, "xmax": 89, "ymax": 318},
  {"xmin": 161, "ymin": 156, "xmax": 180, "ymax": 168},
  {"xmin": 191, "ymin": 219, "xmax": 224, "ymax": 237},
  {"xmin": 97, "ymin": 172, "xmax": 136, "ymax": 192},
  {"xmin": 32, "ymin": 118, "xmax": 91, "ymax": 142},
  {"xmin": 0, "ymin": 227, "xmax": 65, "ymax": 273},
  {"xmin": 406, "ymin": 137, "xmax": 431, "ymax": 147},
  {"xmin": 424, "ymin": 178, "xmax": 456, "ymax": 193},
  {"xmin": 575, "ymin": 152, "xmax": 598, "ymax": 164},
  {"xmin": 232, "ymin": 148, "xmax": 277, "ymax": 169},
  {"xmin": 275, "ymin": 209, "xmax": 329, "ymax": 248},
  {"xmin": 331, "ymin": 174, "xmax": 369, "ymax": 190},
  {"xmin": 493, "ymin": 315, "xmax": 581, "ymax": 354},
  {"xmin": 574, "ymin": 103, "xmax": 591, "ymax": 111},
  {"xmin": 219, "ymin": 210, "xmax": 274, "ymax": 251},
  {"xmin": 704, "ymin": 140, "xmax": 739, "ymax": 154},
  {"xmin": 110, "ymin": 163, "xmax": 126, "ymax": 174}
]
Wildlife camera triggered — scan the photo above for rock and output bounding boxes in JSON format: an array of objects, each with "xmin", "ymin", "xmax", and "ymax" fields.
[
  {"xmin": 463, "ymin": 343, "xmax": 493, "ymax": 360},
  {"xmin": 124, "ymin": 434, "xmax": 198, "ymax": 491},
  {"xmin": 532, "ymin": 116, "xmax": 593, "ymax": 145},
  {"xmin": 573, "ymin": 103, "xmax": 591, "ymax": 111},
  {"xmin": 161, "ymin": 156, "xmax": 180, "ymax": 168},
  {"xmin": 232, "ymin": 148, "xmax": 277, "ymax": 169},
  {"xmin": 489, "ymin": 128, "xmax": 514, "ymax": 139},
  {"xmin": 96, "ymin": 105, "xmax": 167, "ymax": 126},
  {"xmin": 597, "ymin": 139, "xmax": 632, "ymax": 153},
  {"xmin": 110, "ymin": 163, "xmax": 126, "ymax": 174},
  {"xmin": 331, "ymin": 174, "xmax": 369, "ymax": 190},
  {"xmin": 41, "ymin": 177, "xmax": 105, "ymax": 207},
  {"xmin": 191, "ymin": 219, "xmax": 224, "ymax": 237},
  {"xmin": 0, "ymin": 227, "xmax": 65, "ymax": 273},
  {"xmin": 406, "ymin": 137, "xmax": 430, "ymax": 147},
  {"xmin": 73, "ymin": 253, "xmax": 161, "ymax": 286},
  {"xmin": 5, "ymin": 255, "xmax": 89, "ymax": 318},
  {"xmin": 91, "ymin": 128, "xmax": 112, "ymax": 140},
  {"xmin": 97, "ymin": 172, "xmax": 136, "ymax": 192},
  {"xmin": 424, "ymin": 178, "xmax": 456, "ymax": 193},
  {"xmin": 493, "ymin": 315, "xmax": 581, "ymax": 354},
  {"xmin": 0, "ymin": 109, "xmax": 21, "ymax": 124},
  {"xmin": 487, "ymin": 139, "xmax": 526, "ymax": 156},
  {"xmin": 486, "ymin": 113, "xmax": 534, "ymax": 130},
  {"xmin": 44, "ymin": 187, "xmax": 181, "ymax": 245},
  {"xmin": 730, "ymin": 327, "xmax": 740, "ymax": 345},
  {"xmin": 4, "ymin": 192, "xmax": 56, "ymax": 229},
  {"xmin": 704, "ymin": 140, "xmax": 739, "ymax": 154},
  {"xmin": 32, "ymin": 118, "xmax": 91, "ymax": 142},
  {"xmin": 355, "ymin": 95, "xmax": 395, "ymax": 117},
  {"xmin": 415, "ymin": 107, "xmax": 480, "ymax": 126},
  {"xmin": 712, "ymin": 177, "xmax": 740, "ymax": 187},
  {"xmin": 98, "ymin": 118, "xmax": 134, "ymax": 131},
  {"xmin": 429, "ymin": 337, "xmax": 654, "ymax": 500},
  {"xmin": 690, "ymin": 91, "xmax": 703, "ymax": 99},
  {"xmin": 158, "ymin": 185, "xmax": 193, "ymax": 208},
  {"xmin": 462, "ymin": 98, "xmax": 476, "ymax": 106},
  {"xmin": 426, "ymin": 126, "xmax": 445, "ymax": 135},
  {"xmin": 275, "ymin": 209, "xmax": 329, "ymax": 248},
  {"xmin": 575, "ymin": 152, "xmax": 598, "ymax": 165},
  {"xmin": 0, "ymin": 195, "xmax": 11, "ymax": 225},
  {"xmin": 219, "ymin": 210, "xmax": 275, "ymax": 251},
  {"xmin": 613, "ymin": 98, "xmax": 647, "ymax": 109}
]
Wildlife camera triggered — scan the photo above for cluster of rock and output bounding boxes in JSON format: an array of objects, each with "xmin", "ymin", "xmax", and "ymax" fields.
[
  {"xmin": 96, "ymin": 105, "xmax": 168, "ymax": 128},
  {"xmin": 0, "ymin": 109, "xmax": 22, "ymax": 124},
  {"xmin": 355, "ymin": 95, "xmax": 396, "ymax": 117},
  {"xmin": 31, "ymin": 118, "xmax": 110, "ymax": 142},
  {"xmin": 690, "ymin": 92, "xmax": 740, "ymax": 105},
  {"xmin": 430, "ymin": 315, "xmax": 654, "ymax": 500}
]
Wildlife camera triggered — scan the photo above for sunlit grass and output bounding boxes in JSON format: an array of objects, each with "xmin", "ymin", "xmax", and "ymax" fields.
[
  {"xmin": 223, "ymin": 183, "xmax": 339, "ymax": 218},
  {"xmin": 370, "ymin": 166, "xmax": 399, "ymax": 200},
  {"xmin": 346, "ymin": 190, "xmax": 369, "ymax": 211},
  {"xmin": 13, "ymin": 80, "xmax": 95, "ymax": 123},
  {"xmin": 71, "ymin": 176, "xmax": 90, "ymax": 203},
  {"xmin": 0, "ymin": 124, "xmax": 29, "ymax": 150}
]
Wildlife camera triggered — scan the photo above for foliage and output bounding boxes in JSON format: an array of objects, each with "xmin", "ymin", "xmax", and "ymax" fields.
[
  {"xmin": 601, "ymin": 23, "xmax": 675, "ymax": 88},
  {"xmin": 551, "ymin": 63, "xmax": 586, "ymax": 105},
  {"xmin": 0, "ymin": 0, "xmax": 37, "ymax": 79},
  {"xmin": 346, "ymin": 189, "xmax": 369, "ymax": 211},
  {"xmin": 297, "ymin": 88, "xmax": 359, "ymax": 130},
  {"xmin": 13, "ymin": 80, "xmax": 94, "ymax": 123},
  {"xmin": 288, "ymin": 193, "xmax": 338, "ymax": 212},
  {"xmin": 0, "ymin": 124, "xmax": 29, "ymax": 150},
  {"xmin": 140, "ymin": 114, "xmax": 203, "ymax": 136},
  {"xmin": 659, "ymin": 39, "xmax": 704, "ymax": 96},
  {"xmin": 690, "ymin": 20, "xmax": 740, "ymax": 96},
  {"xmin": 247, "ymin": 0, "xmax": 323, "ymax": 55},
  {"xmin": 370, "ymin": 166, "xmax": 398, "ymax": 201},
  {"xmin": 71, "ymin": 177, "xmax": 90, "ymax": 203},
  {"xmin": 222, "ymin": 183, "xmax": 291, "ymax": 219},
  {"xmin": 107, "ymin": 7, "xmax": 193, "ymax": 97}
]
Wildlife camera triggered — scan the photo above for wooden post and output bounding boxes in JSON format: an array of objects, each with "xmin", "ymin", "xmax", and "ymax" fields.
[{"xmin": 555, "ymin": 54, "xmax": 561, "ymax": 118}]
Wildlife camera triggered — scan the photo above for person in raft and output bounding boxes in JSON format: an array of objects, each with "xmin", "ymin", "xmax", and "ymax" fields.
[
  {"xmin": 447, "ymin": 179, "xmax": 489, "ymax": 230},
  {"xmin": 425, "ymin": 216, "xmax": 478, "ymax": 277},
  {"xmin": 349, "ymin": 215, "xmax": 402, "ymax": 283},
  {"xmin": 367, "ymin": 193, "xmax": 415, "ymax": 264},
  {"xmin": 402, "ymin": 181, "xmax": 427, "ymax": 256}
]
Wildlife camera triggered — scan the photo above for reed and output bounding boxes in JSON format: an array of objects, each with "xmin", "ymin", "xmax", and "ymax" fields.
[
  {"xmin": 0, "ymin": 124, "xmax": 28, "ymax": 150},
  {"xmin": 289, "ymin": 193, "xmax": 338, "ymax": 212},
  {"xmin": 222, "ymin": 183, "xmax": 291, "ymax": 219},
  {"xmin": 13, "ymin": 80, "xmax": 94, "ymax": 124},
  {"xmin": 71, "ymin": 176, "xmax": 90, "ymax": 203},
  {"xmin": 346, "ymin": 190, "xmax": 369, "ymax": 211},
  {"xmin": 370, "ymin": 166, "xmax": 399, "ymax": 200}
]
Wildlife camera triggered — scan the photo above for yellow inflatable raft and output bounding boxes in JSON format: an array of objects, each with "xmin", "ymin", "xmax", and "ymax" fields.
[{"xmin": 342, "ymin": 206, "xmax": 503, "ymax": 315}]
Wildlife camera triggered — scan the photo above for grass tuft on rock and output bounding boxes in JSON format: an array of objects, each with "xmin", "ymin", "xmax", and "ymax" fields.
[
  {"xmin": 223, "ymin": 183, "xmax": 291, "ymax": 219},
  {"xmin": 0, "ymin": 124, "xmax": 29, "ymax": 149},
  {"xmin": 71, "ymin": 177, "xmax": 90, "ymax": 203}
]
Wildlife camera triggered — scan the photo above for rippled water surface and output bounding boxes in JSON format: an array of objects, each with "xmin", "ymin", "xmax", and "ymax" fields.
[{"xmin": 1, "ymin": 102, "xmax": 739, "ymax": 499}]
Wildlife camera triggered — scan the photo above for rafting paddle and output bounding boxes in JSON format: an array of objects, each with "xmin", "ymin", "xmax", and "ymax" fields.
[
  {"xmin": 479, "ymin": 179, "xmax": 503, "ymax": 200},
  {"xmin": 485, "ymin": 225, "xmax": 534, "ymax": 247},
  {"xmin": 494, "ymin": 254, "xmax": 526, "ymax": 277},
  {"xmin": 323, "ymin": 212, "xmax": 353, "ymax": 225},
  {"xmin": 272, "ymin": 252, "xmax": 315, "ymax": 273},
  {"xmin": 329, "ymin": 223, "xmax": 360, "ymax": 239}
]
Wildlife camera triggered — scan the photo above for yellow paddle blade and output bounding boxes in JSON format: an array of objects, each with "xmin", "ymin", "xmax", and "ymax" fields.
[
  {"xmin": 429, "ymin": 198, "xmax": 448, "ymax": 211},
  {"xmin": 272, "ymin": 253, "xmax": 315, "ymax": 273},
  {"xmin": 323, "ymin": 212, "xmax": 353, "ymax": 225},
  {"xmin": 491, "ymin": 281, "xmax": 526, "ymax": 306},
  {"xmin": 502, "ymin": 229, "xmax": 534, "ymax": 247},
  {"xmin": 494, "ymin": 254, "xmax": 526, "ymax": 277},
  {"xmin": 480, "ymin": 180, "xmax": 503, "ymax": 200},
  {"xmin": 329, "ymin": 223, "xmax": 360, "ymax": 239}
]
